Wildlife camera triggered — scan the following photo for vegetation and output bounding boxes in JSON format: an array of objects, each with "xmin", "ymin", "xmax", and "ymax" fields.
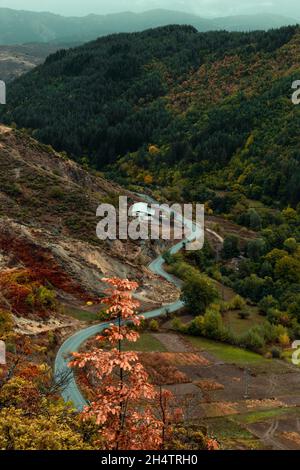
[
  {"xmin": 165, "ymin": 255, "xmax": 219, "ymax": 314},
  {"xmin": 185, "ymin": 336, "xmax": 266, "ymax": 365},
  {"xmin": 70, "ymin": 278, "xmax": 218, "ymax": 450},
  {"xmin": 2, "ymin": 25, "xmax": 300, "ymax": 208},
  {"xmin": 2, "ymin": 23, "xmax": 300, "ymax": 450},
  {"xmin": 123, "ymin": 332, "xmax": 166, "ymax": 352}
]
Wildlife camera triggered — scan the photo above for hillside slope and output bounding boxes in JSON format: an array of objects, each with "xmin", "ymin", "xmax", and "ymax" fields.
[
  {"xmin": 0, "ymin": 43, "xmax": 76, "ymax": 82},
  {"xmin": 2, "ymin": 25, "xmax": 300, "ymax": 207},
  {"xmin": 0, "ymin": 126, "xmax": 177, "ymax": 326}
]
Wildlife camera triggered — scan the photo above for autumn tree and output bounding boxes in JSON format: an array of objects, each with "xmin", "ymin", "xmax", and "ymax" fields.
[
  {"xmin": 70, "ymin": 278, "xmax": 164, "ymax": 450},
  {"xmin": 71, "ymin": 277, "xmax": 219, "ymax": 450}
]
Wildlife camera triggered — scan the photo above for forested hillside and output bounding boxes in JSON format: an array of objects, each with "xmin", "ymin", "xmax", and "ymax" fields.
[{"xmin": 2, "ymin": 24, "xmax": 300, "ymax": 207}]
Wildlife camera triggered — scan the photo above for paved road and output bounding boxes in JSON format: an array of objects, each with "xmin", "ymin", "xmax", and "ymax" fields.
[{"xmin": 54, "ymin": 198, "xmax": 220, "ymax": 410}]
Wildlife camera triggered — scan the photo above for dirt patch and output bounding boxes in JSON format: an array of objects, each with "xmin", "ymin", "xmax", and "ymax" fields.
[
  {"xmin": 151, "ymin": 333, "xmax": 194, "ymax": 352},
  {"xmin": 280, "ymin": 431, "xmax": 300, "ymax": 447},
  {"xmin": 204, "ymin": 401, "xmax": 240, "ymax": 417},
  {"xmin": 139, "ymin": 352, "xmax": 190, "ymax": 385},
  {"xmin": 195, "ymin": 379, "xmax": 224, "ymax": 391},
  {"xmin": 13, "ymin": 314, "xmax": 77, "ymax": 335},
  {"xmin": 248, "ymin": 415, "xmax": 300, "ymax": 450},
  {"xmin": 0, "ymin": 125, "xmax": 12, "ymax": 134}
]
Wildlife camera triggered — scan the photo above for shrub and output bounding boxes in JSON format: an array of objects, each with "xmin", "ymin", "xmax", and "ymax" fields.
[
  {"xmin": 258, "ymin": 295, "xmax": 279, "ymax": 315},
  {"xmin": 0, "ymin": 309, "xmax": 13, "ymax": 337},
  {"xmin": 26, "ymin": 286, "xmax": 57, "ymax": 312},
  {"xmin": 186, "ymin": 316, "xmax": 204, "ymax": 336},
  {"xmin": 97, "ymin": 309, "xmax": 109, "ymax": 321},
  {"xmin": 149, "ymin": 319, "xmax": 159, "ymax": 332},
  {"xmin": 238, "ymin": 310, "xmax": 250, "ymax": 320},
  {"xmin": 48, "ymin": 186, "xmax": 65, "ymax": 200},
  {"xmin": 171, "ymin": 317, "xmax": 184, "ymax": 331},
  {"xmin": 283, "ymin": 238, "xmax": 298, "ymax": 254},
  {"xmin": 266, "ymin": 308, "xmax": 283, "ymax": 325},
  {"xmin": 220, "ymin": 301, "xmax": 230, "ymax": 313},
  {"xmin": 247, "ymin": 239, "xmax": 265, "ymax": 261},
  {"xmin": 278, "ymin": 333, "xmax": 290, "ymax": 348},
  {"xmin": 221, "ymin": 235, "xmax": 240, "ymax": 259},
  {"xmin": 240, "ymin": 328, "xmax": 265, "ymax": 352},
  {"xmin": 229, "ymin": 295, "xmax": 246, "ymax": 310},
  {"xmin": 201, "ymin": 309, "xmax": 223, "ymax": 339},
  {"xmin": 1, "ymin": 182, "xmax": 22, "ymax": 197},
  {"xmin": 271, "ymin": 347, "xmax": 281, "ymax": 359}
]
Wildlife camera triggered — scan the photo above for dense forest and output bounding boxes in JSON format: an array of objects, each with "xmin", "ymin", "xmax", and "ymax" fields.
[{"xmin": 1, "ymin": 24, "xmax": 300, "ymax": 208}]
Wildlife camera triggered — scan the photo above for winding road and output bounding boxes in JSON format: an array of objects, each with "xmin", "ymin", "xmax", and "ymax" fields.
[{"xmin": 54, "ymin": 199, "xmax": 221, "ymax": 410}]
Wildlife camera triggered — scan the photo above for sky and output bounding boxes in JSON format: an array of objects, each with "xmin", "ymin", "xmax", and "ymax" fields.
[{"xmin": 0, "ymin": 0, "xmax": 300, "ymax": 18}]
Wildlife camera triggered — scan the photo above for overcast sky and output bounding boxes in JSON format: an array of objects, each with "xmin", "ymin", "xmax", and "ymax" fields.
[{"xmin": 0, "ymin": 0, "xmax": 300, "ymax": 18}]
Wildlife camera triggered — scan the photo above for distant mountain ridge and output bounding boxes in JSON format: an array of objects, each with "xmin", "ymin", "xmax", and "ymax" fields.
[{"xmin": 0, "ymin": 7, "xmax": 298, "ymax": 44}]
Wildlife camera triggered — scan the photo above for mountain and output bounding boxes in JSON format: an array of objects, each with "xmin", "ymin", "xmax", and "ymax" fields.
[
  {"xmin": 0, "ymin": 9, "xmax": 297, "ymax": 82},
  {"xmin": 2, "ymin": 24, "xmax": 300, "ymax": 207},
  {"xmin": 0, "ymin": 8, "xmax": 209, "ymax": 44},
  {"xmin": 0, "ymin": 8, "xmax": 298, "ymax": 45},
  {"xmin": 213, "ymin": 13, "xmax": 298, "ymax": 31}
]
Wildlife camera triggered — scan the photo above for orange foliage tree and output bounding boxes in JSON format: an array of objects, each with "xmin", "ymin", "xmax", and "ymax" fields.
[
  {"xmin": 70, "ymin": 277, "xmax": 219, "ymax": 450},
  {"xmin": 70, "ymin": 278, "xmax": 165, "ymax": 450}
]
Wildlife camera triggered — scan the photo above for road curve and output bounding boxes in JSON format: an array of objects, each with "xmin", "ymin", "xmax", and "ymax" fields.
[{"xmin": 54, "ymin": 199, "xmax": 219, "ymax": 410}]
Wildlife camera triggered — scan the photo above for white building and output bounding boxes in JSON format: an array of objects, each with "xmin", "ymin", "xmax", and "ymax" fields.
[{"xmin": 129, "ymin": 202, "xmax": 155, "ymax": 221}]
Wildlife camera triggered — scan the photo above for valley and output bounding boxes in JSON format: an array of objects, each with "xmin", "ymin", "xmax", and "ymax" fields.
[
  {"xmin": 55, "ymin": 201, "xmax": 300, "ymax": 450},
  {"xmin": 1, "ymin": 19, "xmax": 300, "ymax": 452}
]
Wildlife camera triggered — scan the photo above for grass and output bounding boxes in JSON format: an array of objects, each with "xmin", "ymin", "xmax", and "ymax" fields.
[
  {"xmin": 223, "ymin": 307, "xmax": 264, "ymax": 336},
  {"xmin": 234, "ymin": 407, "xmax": 300, "ymax": 425},
  {"xmin": 63, "ymin": 305, "xmax": 98, "ymax": 322},
  {"xmin": 282, "ymin": 348, "xmax": 300, "ymax": 366},
  {"xmin": 203, "ymin": 416, "xmax": 263, "ymax": 450},
  {"xmin": 186, "ymin": 335, "xmax": 267, "ymax": 365},
  {"xmin": 123, "ymin": 333, "xmax": 167, "ymax": 352},
  {"xmin": 214, "ymin": 282, "xmax": 264, "ymax": 336}
]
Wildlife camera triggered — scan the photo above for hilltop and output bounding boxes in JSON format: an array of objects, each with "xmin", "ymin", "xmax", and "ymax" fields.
[{"xmin": 2, "ymin": 24, "xmax": 300, "ymax": 206}]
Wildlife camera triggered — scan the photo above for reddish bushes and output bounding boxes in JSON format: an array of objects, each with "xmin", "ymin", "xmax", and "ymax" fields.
[{"xmin": 0, "ymin": 232, "xmax": 90, "ymax": 317}]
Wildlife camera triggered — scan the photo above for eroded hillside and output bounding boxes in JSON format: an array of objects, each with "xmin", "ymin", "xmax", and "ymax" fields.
[{"xmin": 0, "ymin": 126, "xmax": 178, "ymax": 332}]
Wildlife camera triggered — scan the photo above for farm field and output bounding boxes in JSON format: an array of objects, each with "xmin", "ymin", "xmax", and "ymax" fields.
[{"xmin": 125, "ymin": 330, "xmax": 300, "ymax": 450}]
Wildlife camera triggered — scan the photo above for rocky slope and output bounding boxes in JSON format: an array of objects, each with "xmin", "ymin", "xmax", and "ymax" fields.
[
  {"xmin": 0, "ymin": 43, "xmax": 73, "ymax": 82},
  {"xmin": 0, "ymin": 126, "xmax": 178, "ymax": 327}
]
